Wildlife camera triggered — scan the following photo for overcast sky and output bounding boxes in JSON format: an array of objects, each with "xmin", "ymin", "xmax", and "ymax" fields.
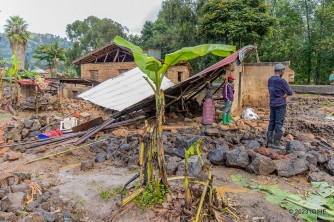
[{"xmin": 0, "ymin": 0, "xmax": 164, "ymax": 38}]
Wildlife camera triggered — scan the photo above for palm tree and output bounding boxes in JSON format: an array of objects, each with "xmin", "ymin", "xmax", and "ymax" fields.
[{"xmin": 4, "ymin": 16, "xmax": 30, "ymax": 69}]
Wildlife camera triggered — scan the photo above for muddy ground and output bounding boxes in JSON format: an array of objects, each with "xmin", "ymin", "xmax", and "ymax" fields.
[{"xmin": 1, "ymin": 94, "xmax": 334, "ymax": 222}]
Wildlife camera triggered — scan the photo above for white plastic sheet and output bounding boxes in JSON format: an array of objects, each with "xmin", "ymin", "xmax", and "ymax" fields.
[{"xmin": 243, "ymin": 108, "xmax": 259, "ymax": 120}]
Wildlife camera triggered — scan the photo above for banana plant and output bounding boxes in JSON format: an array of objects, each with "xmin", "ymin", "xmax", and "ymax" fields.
[
  {"xmin": 114, "ymin": 36, "xmax": 235, "ymax": 187},
  {"xmin": 5, "ymin": 51, "xmax": 20, "ymax": 108}
]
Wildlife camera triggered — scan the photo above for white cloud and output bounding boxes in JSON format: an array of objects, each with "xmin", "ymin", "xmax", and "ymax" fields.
[{"xmin": 0, "ymin": 0, "xmax": 163, "ymax": 38}]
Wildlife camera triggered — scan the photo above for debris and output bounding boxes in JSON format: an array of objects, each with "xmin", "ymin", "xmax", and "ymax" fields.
[{"xmin": 243, "ymin": 108, "xmax": 259, "ymax": 120}]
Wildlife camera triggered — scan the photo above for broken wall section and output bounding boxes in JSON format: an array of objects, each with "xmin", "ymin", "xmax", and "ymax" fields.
[{"xmin": 228, "ymin": 62, "xmax": 294, "ymax": 113}]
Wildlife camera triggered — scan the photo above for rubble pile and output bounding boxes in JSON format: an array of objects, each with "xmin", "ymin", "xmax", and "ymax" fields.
[
  {"xmin": 286, "ymin": 96, "xmax": 334, "ymax": 136},
  {"xmin": 82, "ymin": 114, "xmax": 334, "ymax": 185},
  {"xmin": 3, "ymin": 114, "xmax": 60, "ymax": 143},
  {"xmin": 0, "ymin": 172, "xmax": 84, "ymax": 222},
  {"xmin": 61, "ymin": 99, "xmax": 111, "ymax": 116}
]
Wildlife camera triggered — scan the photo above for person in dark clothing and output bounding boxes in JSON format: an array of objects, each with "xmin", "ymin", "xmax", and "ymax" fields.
[
  {"xmin": 267, "ymin": 63, "xmax": 293, "ymax": 149},
  {"xmin": 222, "ymin": 75, "xmax": 235, "ymax": 125}
]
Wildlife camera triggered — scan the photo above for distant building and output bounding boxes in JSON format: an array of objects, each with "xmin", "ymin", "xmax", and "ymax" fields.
[{"xmin": 72, "ymin": 42, "xmax": 190, "ymax": 84}]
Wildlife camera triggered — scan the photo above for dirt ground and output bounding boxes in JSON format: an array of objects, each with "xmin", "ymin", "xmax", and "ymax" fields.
[{"xmin": 1, "ymin": 94, "xmax": 333, "ymax": 222}]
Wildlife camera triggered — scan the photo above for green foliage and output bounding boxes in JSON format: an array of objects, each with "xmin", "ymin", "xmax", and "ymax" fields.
[
  {"xmin": 5, "ymin": 51, "xmax": 19, "ymax": 79},
  {"xmin": 99, "ymin": 190, "xmax": 111, "ymax": 201},
  {"xmin": 114, "ymin": 36, "xmax": 235, "ymax": 87},
  {"xmin": 134, "ymin": 182, "xmax": 169, "ymax": 210},
  {"xmin": 232, "ymin": 174, "xmax": 334, "ymax": 221},
  {"xmin": 33, "ymin": 40, "xmax": 66, "ymax": 71},
  {"xmin": 198, "ymin": 0, "xmax": 275, "ymax": 47},
  {"xmin": 259, "ymin": 0, "xmax": 334, "ymax": 84},
  {"xmin": 65, "ymin": 16, "xmax": 128, "ymax": 66},
  {"xmin": 0, "ymin": 32, "xmax": 71, "ymax": 71},
  {"xmin": 4, "ymin": 16, "xmax": 29, "ymax": 45}
]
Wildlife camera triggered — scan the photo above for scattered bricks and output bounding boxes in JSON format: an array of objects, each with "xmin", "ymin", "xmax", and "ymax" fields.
[
  {"xmin": 194, "ymin": 117, "xmax": 202, "ymax": 124},
  {"xmin": 171, "ymin": 129, "xmax": 178, "ymax": 134},
  {"xmin": 244, "ymin": 120, "xmax": 258, "ymax": 128},
  {"xmin": 204, "ymin": 128, "xmax": 220, "ymax": 137},
  {"xmin": 4, "ymin": 151, "xmax": 23, "ymax": 161},
  {"xmin": 232, "ymin": 116, "xmax": 241, "ymax": 122},
  {"xmin": 258, "ymin": 122, "xmax": 268, "ymax": 130},
  {"xmin": 236, "ymin": 120, "xmax": 245, "ymax": 129},
  {"xmin": 215, "ymin": 110, "xmax": 223, "ymax": 117},
  {"xmin": 285, "ymin": 134, "xmax": 294, "ymax": 141},
  {"xmin": 112, "ymin": 128, "xmax": 129, "ymax": 137},
  {"xmin": 218, "ymin": 122, "xmax": 230, "ymax": 131},
  {"xmin": 0, "ymin": 146, "xmax": 10, "ymax": 156}
]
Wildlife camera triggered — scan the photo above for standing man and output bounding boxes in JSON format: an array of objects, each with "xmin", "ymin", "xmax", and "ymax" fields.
[
  {"xmin": 329, "ymin": 70, "xmax": 334, "ymax": 85},
  {"xmin": 222, "ymin": 75, "xmax": 236, "ymax": 125},
  {"xmin": 267, "ymin": 64, "xmax": 293, "ymax": 149}
]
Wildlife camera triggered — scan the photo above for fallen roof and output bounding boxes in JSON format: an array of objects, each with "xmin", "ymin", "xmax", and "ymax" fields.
[
  {"xmin": 79, "ymin": 45, "xmax": 255, "ymax": 117},
  {"xmin": 78, "ymin": 67, "xmax": 175, "ymax": 111},
  {"xmin": 72, "ymin": 42, "xmax": 134, "ymax": 65}
]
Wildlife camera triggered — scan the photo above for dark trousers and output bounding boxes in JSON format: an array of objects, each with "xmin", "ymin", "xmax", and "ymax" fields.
[{"xmin": 268, "ymin": 105, "xmax": 286, "ymax": 134}]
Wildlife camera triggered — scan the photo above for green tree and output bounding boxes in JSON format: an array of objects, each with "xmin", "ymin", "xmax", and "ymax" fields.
[
  {"xmin": 198, "ymin": 0, "xmax": 276, "ymax": 48},
  {"xmin": 139, "ymin": 0, "xmax": 200, "ymax": 55},
  {"xmin": 34, "ymin": 40, "xmax": 66, "ymax": 74},
  {"xmin": 4, "ymin": 16, "xmax": 30, "ymax": 69},
  {"xmin": 65, "ymin": 16, "xmax": 128, "ymax": 65}
]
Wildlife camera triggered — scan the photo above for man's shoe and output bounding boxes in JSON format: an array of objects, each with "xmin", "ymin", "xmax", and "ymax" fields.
[
  {"xmin": 272, "ymin": 132, "xmax": 285, "ymax": 150},
  {"xmin": 267, "ymin": 131, "xmax": 274, "ymax": 148}
]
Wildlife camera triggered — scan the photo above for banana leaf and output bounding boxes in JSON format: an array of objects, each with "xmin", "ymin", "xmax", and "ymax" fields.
[{"xmin": 232, "ymin": 175, "xmax": 334, "ymax": 222}]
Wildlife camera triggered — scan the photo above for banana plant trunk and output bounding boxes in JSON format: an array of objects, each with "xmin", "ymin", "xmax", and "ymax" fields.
[{"xmin": 156, "ymin": 90, "xmax": 168, "ymax": 187}]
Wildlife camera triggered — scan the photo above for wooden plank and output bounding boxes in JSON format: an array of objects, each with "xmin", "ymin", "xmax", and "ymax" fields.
[{"xmin": 71, "ymin": 117, "xmax": 103, "ymax": 132}]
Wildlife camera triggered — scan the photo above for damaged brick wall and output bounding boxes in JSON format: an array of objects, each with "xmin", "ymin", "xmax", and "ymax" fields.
[
  {"xmin": 80, "ymin": 62, "xmax": 137, "ymax": 82},
  {"xmin": 241, "ymin": 62, "xmax": 293, "ymax": 108}
]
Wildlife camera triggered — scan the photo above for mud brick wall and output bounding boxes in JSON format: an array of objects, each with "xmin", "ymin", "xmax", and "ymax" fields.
[
  {"xmin": 165, "ymin": 65, "xmax": 190, "ymax": 84},
  {"xmin": 80, "ymin": 62, "xmax": 190, "ymax": 84},
  {"xmin": 80, "ymin": 62, "xmax": 137, "ymax": 82},
  {"xmin": 223, "ymin": 62, "xmax": 294, "ymax": 114},
  {"xmin": 240, "ymin": 62, "xmax": 294, "ymax": 109}
]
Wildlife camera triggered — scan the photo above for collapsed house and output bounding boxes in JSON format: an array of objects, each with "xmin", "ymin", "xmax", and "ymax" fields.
[
  {"xmin": 72, "ymin": 42, "xmax": 190, "ymax": 84},
  {"xmin": 78, "ymin": 45, "xmax": 295, "ymax": 116}
]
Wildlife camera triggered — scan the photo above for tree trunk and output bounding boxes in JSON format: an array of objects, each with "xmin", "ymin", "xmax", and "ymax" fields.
[
  {"xmin": 315, "ymin": 1, "xmax": 325, "ymax": 85},
  {"xmin": 11, "ymin": 43, "xmax": 26, "ymax": 70},
  {"xmin": 304, "ymin": 0, "xmax": 312, "ymax": 84},
  {"xmin": 156, "ymin": 90, "xmax": 168, "ymax": 187}
]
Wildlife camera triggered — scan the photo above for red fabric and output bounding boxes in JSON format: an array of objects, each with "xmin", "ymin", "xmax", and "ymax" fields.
[
  {"xmin": 202, "ymin": 98, "xmax": 215, "ymax": 125},
  {"xmin": 17, "ymin": 80, "xmax": 51, "ymax": 92},
  {"xmin": 228, "ymin": 75, "xmax": 236, "ymax": 80},
  {"xmin": 43, "ymin": 128, "xmax": 63, "ymax": 138}
]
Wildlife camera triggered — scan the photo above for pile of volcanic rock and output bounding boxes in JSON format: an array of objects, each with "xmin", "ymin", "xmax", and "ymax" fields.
[
  {"xmin": 3, "ymin": 114, "xmax": 60, "ymax": 143},
  {"xmin": 0, "ymin": 172, "xmax": 84, "ymax": 222}
]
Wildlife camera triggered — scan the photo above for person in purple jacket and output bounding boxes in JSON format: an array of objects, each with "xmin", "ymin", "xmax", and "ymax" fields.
[
  {"xmin": 267, "ymin": 63, "xmax": 293, "ymax": 149},
  {"xmin": 222, "ymin": 75, "xmax": 236, "ymax": 125}
]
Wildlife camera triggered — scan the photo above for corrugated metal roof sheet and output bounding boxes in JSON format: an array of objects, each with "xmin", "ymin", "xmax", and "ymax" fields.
[{"xmin": 78, "ymin": 67, "xmax": 174, "ymax": 111}]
